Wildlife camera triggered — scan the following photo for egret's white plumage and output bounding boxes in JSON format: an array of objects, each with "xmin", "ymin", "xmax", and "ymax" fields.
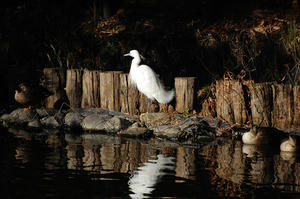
[{"xmin": 124, "ymin": 50, "xmax": 174, "ymax": 104}]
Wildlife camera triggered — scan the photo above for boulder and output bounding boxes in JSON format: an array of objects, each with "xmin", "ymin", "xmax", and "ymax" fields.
[
  {"xmin": 153, "ymin": 125, "xmax": 181, "ymax": 140},
  {"xmin": 153, "ymin": 116, "xmax": 215, "ymax": 142},
  {"xmin": 140, "ymin": 112, "xmax": 184, "ymax": 127},
  {"xmin": 64, "ymin": 111, "xmax": 84, "ymax": 128},
  {"xmin": 119, "ymin": 122, "xmax": 150, "ymax": 138},
  {"xmin": 104, "ymin": 116, "xmax": 133, "ymax": 133},
  {"xmin": 81, "ymin": 114, "xmax": 112, "ymax": 131},
  {"xmin": 4, "ymin": 109, "xmax": 36, "ymax": 124},
  {"xmin": 27, "ymin": 120, "xmax": 41, "ymax": 128},
  {"xmin": 41, "ymin": 116, "xmax": 60, "ymax": 128}
]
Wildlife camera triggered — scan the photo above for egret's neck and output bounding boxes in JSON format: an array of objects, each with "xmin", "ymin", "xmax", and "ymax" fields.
[{"xmin": 131, "ymin": 56, "xmax": 141, "ymax": 67}]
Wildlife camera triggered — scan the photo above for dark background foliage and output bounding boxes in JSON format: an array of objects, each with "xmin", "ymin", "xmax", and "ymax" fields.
[{"xmin": 0, "ymin": 0, "xmax": 299, "ymax": 110}]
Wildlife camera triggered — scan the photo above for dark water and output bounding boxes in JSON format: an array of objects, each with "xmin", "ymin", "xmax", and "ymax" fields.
[{"xmin": 1, "ymin": 126, "xmax": 300, "ymax": 199}]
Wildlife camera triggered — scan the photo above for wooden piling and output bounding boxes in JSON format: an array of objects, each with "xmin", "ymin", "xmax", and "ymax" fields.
[
  {"xmin": 271, "ymin": 84, "xmax": 293, "ymax": 129},
  {"xmin": 42, "ymin": 68, "xmax": 66, "ymax": 108},
  {"xmin": 119, "ymin": 73, "xmax": 139, "ymax": 115},
  {"xmin": 215, "ymin": 79, "xmax": 247, "ymax": 124},
  {"xmin": 294, "ymin": 86, "xmax": 300, "ymax": 129},
  {"xmin": 175, "ymin": 77, "xmax": 198, "ymax": 113},
  {"xmin": 249, "ymin": 82, "xmax": 272, "ymax": 127},
  {"xmin": 65, "ymin": 69, "xmax": 83, "ymax": 108},
  {"xmin": 138, "ymin": 94, "xmax": 159, "ymax": 113},
  {"xmin": 100, "ymin": 71, "xmax": 122, "ymax": 111},
  {"xmin": 81, "ymin": 69, "xmax": 101, "ymax": 108}
]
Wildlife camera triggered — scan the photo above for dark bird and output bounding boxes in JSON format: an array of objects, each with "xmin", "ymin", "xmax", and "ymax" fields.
[{"xmin": 14, "ymin": 83, "xmax": 51, "ymax": 110}]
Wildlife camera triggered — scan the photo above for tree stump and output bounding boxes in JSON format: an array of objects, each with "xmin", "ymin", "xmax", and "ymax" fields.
[
  {"xmin": 119, "ymin": 73, "xmax": 139, "ymax": 115},
  {"xmin": 249, "ymin": 82, "xmax": 272, "ymax": 127},
  {"xmin": 215, "ymin": 79, "xmax": 247, "ymax": 124},
  {"xmin": 65, "ymin": 69, "xmax": 83, "ymax": 108},
  {"xmin": 100, "ymin": 71, "xmax": 122, "ymax": 111},
  {"xmin": 81, "ymin": 69, "xmax": 101, "ymax": 108},
  {"xmin": 42, "ymin": 68, "xmax": 66, "ymax": 108},
  {"xmin": 272, "ymin": 84, "xmax": 294, "ymax": 129},
  {"xmin": 175, "ymin": 77, "xmax": 198, "ymax": 113}
]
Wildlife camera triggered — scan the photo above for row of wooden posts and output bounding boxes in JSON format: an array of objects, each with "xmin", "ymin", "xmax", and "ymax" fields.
[
  {"xmin": 43, "ymin": 68, "xmax": 299, "ymax": 130},
  {"xmin": 43, "ymin": 68, "xmax": 197, "ymax": 115}
]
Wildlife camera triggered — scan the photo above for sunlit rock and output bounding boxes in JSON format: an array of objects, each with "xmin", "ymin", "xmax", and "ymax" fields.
[
  {"xmin": 41, "ymin": 116, "xmax": 60, "ymax": 128},
  {"xmin": 104, "ymin": 116, "xmax": 133, "ymax": 133},
  {"xmin": 119, "ymin": 122, "xmax": 150, "ymax": 138},
  {"xmin": 3, "ymin": 108, "xmax": 36, "ymax": 125},
  {"xmin": 81, "ymin": 113, "xmax": 111, "ymax": 131},
  {"xmin": 64, "ymin": 111, "xmax": 84, "ymax": 128},
  {"xmin": 27, "ymin": 119, "xmax": 40, "ymax": 128}
]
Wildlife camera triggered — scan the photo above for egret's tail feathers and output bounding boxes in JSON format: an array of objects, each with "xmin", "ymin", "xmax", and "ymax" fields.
[{"xmin": 155, "ymin": 88, "xmax": 175, "ymax": 104}]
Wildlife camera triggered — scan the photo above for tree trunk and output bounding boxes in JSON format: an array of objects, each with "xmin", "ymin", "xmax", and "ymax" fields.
[
  {"xmin": 65, "ymin": 69, "xmax": 83, "ymax": 108},
  {"xmin": 81, "ymin": 69, "xmax": 101, "ymax": 108},
  {"xmin": 42, "ymin": 68, "xmax": 66, "ymax": 109},
  {"xmin": 100, "ymin": 71, "xmax": 122, "ymax": 111},
  {"xmin": 175, "ymin": 77, "xmax": 197, "ymax": 113}
]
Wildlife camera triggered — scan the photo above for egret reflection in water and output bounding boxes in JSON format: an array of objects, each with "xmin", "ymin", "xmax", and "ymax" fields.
[{"xmin": 128, "ymin": 154, "xmax": 176, "ymax": 199}]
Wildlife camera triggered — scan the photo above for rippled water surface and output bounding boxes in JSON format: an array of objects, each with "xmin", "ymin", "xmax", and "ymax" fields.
[{"xmin": 1, "ymin": 126, "xmax": 300, "ymax": 199}]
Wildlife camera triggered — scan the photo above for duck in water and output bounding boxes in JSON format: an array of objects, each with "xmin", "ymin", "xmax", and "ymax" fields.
[{"xmin": 280, "ymin": 135, "xmax": 297, "ymax": 152}]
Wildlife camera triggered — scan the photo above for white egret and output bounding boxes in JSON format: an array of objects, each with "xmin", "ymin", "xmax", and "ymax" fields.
[{"xmin": 124, "ymin": 50, "xmax": 174, "ymax": 112}]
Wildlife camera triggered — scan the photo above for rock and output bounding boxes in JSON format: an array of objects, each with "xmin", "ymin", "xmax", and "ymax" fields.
[
  {"xmin": 35, "ymin": 108, "xmax": 57, "ymax": 117},
  {"xmin": 6, "ymin": 109, "xmax": 36, "ymax": 124},
  {"xmin": 0, "ymin": 114, "xmax": 10, "ymax": 121},
  {"xmin": 81, "ymin": 114, "xmax": 112, "ymax": 131},
  {"xmin": 81, "ymin": 113, "xmax": 134, "ymax": 133},
  {"xmin": 41, "ymin": 116, "xmax": 60, "ymax": 128},
  {"xmin": 64, "ymin": 112, "xmax": 83, "ymax": 128},
  {"xmin": 140, "ymin": 112, "xmax": 177, "ymax": 127},
  {"xmin": 73, "ymin": 108, "xmax": 137, "ymax": 121},
  {"xmin": 27, "ymin": 120, "xmax": 41, "ymax": 128},
  {"xmin": 119, "ymin": 122, "xmax": 150, "ymax": 138},
  {"xmin": 153, "ymin": 116, "xmax": 215, "ymax": 142},
  {"xmin": 153, "ymin": 125, "xmax": 181, "ymax": 140},
  {"xmin": 104, "ymin": 116, "xmax": 133, "ymax": 133}
]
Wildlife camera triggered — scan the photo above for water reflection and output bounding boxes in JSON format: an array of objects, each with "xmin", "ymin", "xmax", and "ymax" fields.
[
  {"xmin": 128, "ymin": 154, "xmax": 175, "ymax": 198},
  {"xmin": 2, "ymin": 127, "xmax": 300, "ymax": 198}
]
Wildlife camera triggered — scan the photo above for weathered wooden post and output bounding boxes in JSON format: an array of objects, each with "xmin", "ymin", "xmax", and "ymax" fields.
[
  {"xmin": 249, "ymin": 82, "xmax": 272, "ymax": 127},
  {"xmin": 175, "ymin": 77, "xmax": 198, "ymax": 113},
  {"xmin": 100, "ymin": 71, "xmax": 122, "ymax": 111},
  {"xmin": 119, "ymin": 73, "xmax": 139, "ymax": 115},
  {"xmin": 65, "ymin": 69, "xmax": 83, "ymax": 108},
  {"xmin": 42, "ymin": 68, "xmax": 66, "ymax": 109},
  {"xmin": 272, "ymin": 84, "xmax": 294, "ymax": 129},
  {"xmin": 215, "ymin": 79, "xmax": 247, "ymax": 125},
  {"xmin": 81, "ymin": 69, "xmax": 101, "ymax": 108},
  {"xmin": 293, "ymin": 85, "xmax": 300, "ymax": 130},
  {"xmin": 138, "ymin": 93, "xmax": 160, "ymax": 113}
]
